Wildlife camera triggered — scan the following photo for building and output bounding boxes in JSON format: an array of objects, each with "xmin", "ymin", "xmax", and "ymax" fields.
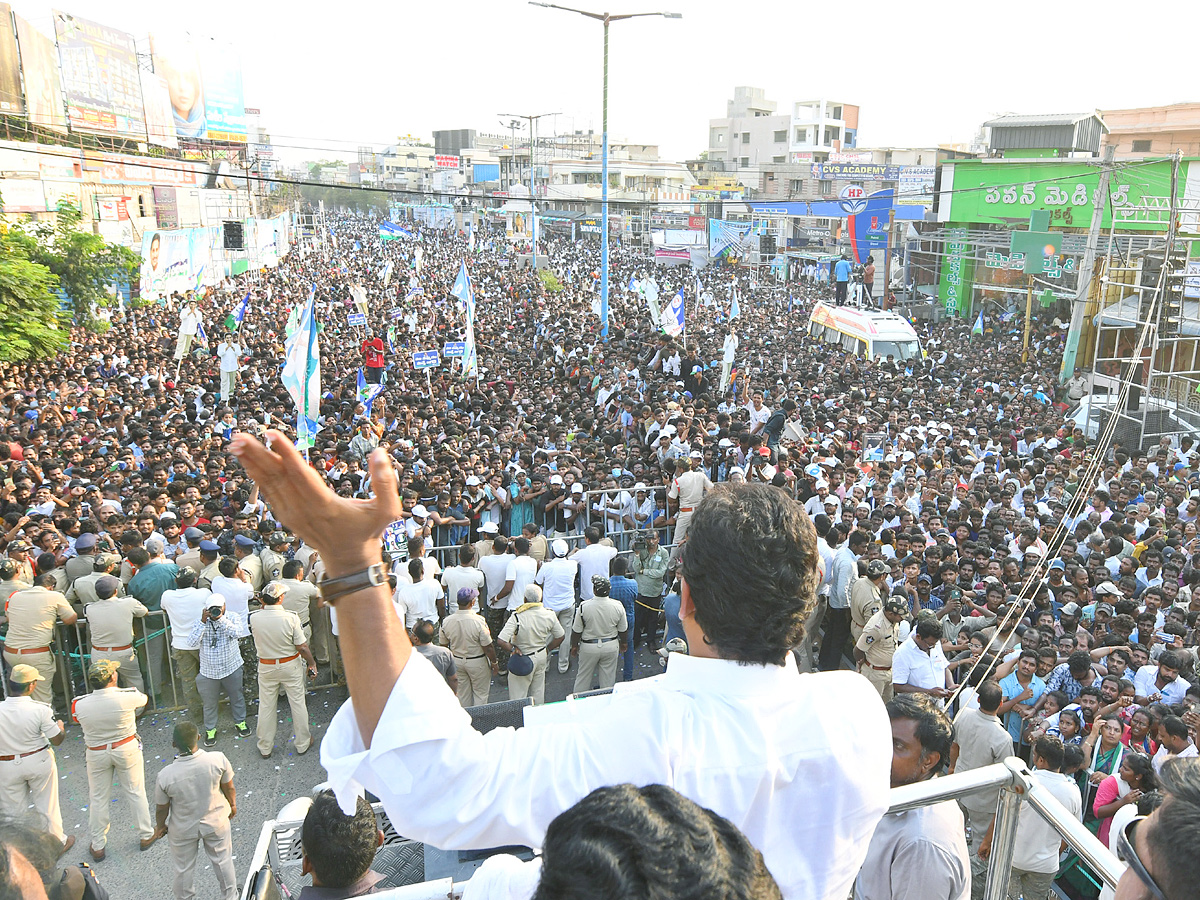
[
  {"xmin": 1101, "ymin": 103, "xmax": 1200, "ymax": 158},
  {"xmin": 979, "ymin": 113, "xmax": 1107, "ymax": 158},
  {"xmin": 707, "ymin": 86, "xmax": 793, "ymax": 176},
  {"xmin": 789, "ymin": 99, "xmax": 860, "ymax": 157}
]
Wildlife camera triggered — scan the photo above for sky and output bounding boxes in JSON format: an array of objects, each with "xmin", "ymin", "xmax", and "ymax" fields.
[{"xmin": 13, "ymin": 0, "xmax": 1200, "ymax": 166}]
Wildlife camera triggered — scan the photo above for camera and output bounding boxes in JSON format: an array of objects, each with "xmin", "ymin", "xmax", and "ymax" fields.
[{"xmin": 206, "ymin": 605, "xmax": 224, "ymax": 620}]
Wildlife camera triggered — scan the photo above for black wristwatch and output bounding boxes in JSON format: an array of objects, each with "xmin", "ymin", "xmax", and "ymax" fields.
[{"xmin": 319, "ymin": 563, "xmax": 387, "ymax": 606}]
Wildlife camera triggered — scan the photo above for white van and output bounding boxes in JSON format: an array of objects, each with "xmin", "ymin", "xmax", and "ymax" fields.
[{"xmin": 807, "ymin": 301, "xmax": 923, "ymax": 361}]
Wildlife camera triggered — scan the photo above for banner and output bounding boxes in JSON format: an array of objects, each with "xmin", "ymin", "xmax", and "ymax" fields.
[
  {"xmin": 197, "ymin": 38, "xmax": 246, "ymax": 143},
  {"xmin": 847, "ymin": 189, "xmax": 894, "ymax": 264},
  {"xmin": 0, "ymin": 4, "xmax": 22, "ymax": 114},
  {"xmin": 15, "ymin": 16, "xmax": 67, "ymax": 133},
  {"xmin": 139, "ymin": 229, "xmax": 192, "ymax": 299},
  {"xmin": 152, "ymin": 186, "xmax": 178, "ymax": 228},
  {"xmin": 813, "ymin": 162, "xmax": 900, "ymax": 181},
  {"xmin": 709, "ymin": 219, "xmax": 754, "ymax": 260},
  {"xmin": 898, "ymin": 166, "xmax": 936, "ymax": 205},
  {"xmin": 53, "ymin": 11, "xmax": 145, "ymax": 138},
  {"xmin": 149, "ymin": 33, "xmax": 206, "ymax": 140},
  {"xmin": 253, "ymin": 216, "xmax": 280, "ymax": 267},
  {"xmin": 140, "ymin": 70, "xmax": 178, "ymax": 149},
  {"xmin": 938, "ymin": 225, "xmax": 974, "ymax": 315}
]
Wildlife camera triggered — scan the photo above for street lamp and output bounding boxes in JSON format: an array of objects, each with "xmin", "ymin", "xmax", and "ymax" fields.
[{"xmin": 530, "ymin": 2, "xmax": 681, "ymax": 340}]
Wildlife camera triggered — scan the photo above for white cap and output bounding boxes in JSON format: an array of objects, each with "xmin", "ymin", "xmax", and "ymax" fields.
[
  {"xmin": 634, "ymin": 482, "xmax": 647, "ymax": 491},
  {"xmin": 689, "ymin": 450, "xmax": 703, "ymax": 459},
  {"xmin": 480, "ymin": 521, "xmax": 499, "ymax": 534},
  {"xmin": 552, "ymin": 539, "xmax": 569, "ymax": 557},
  {"xmin": 550, "ymin": 474, "xmax": 564, "ymax": 485},
  {"xmin": 465, "ymin": 475, "xmax": 481, "ymax": 486},
  {"xmin": 410, "ymin": 504, "xmax": 428, "ymax": 519},
  {"xmin": 571, "ymin": 482, "xmax": 584, "ymax": 493}
]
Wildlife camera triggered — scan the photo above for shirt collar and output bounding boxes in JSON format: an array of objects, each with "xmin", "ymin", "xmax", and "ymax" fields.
[{"xmin": 661, "ymin": 651, "xmax": 800, "ymax": 696}]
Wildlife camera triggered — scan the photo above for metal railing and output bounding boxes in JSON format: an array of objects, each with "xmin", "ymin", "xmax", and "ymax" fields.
[{"xmin": 240, "ymin": 754, "xmax": 1124, "ymax": 900}]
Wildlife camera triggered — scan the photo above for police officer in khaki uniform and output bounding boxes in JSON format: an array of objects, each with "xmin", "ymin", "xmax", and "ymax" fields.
[
  {"xmin": 439, "ymin": 587, "xmax": 498, "ymax": 707},
  {"xmin": 153, "ymin": 722, "xmax": 237, "ymax": 900},
  {"xmin": 0, "ymin": 557, "xmax": 31, "ymax": 602},
  {"xmin": 174, "ymin": 528, "xmax": 205, "ymax": 574},
  {"xmin": 64, "ymin": 532, "xmax": 100, "ymax": 587},
  {"xmin": 258, "ymin": 532, "xmax": 289, "ymax": 585},
  {"xmin": 85, "ymin": 574, "xmax": 148, "ymax": 692},
  {"xmin": 233, "ymin": 534, "xmax": 264, "ymax": 591},
  {"xmin": 850, "ymin": 559, "xmax": 888, "ymax": 642},
  {"xmin": 854, "ymin": 599, "xmax": 907, "ymax": 701},
  {"xmin": 571, "ymin": 575, "xmax": 628, "ymax": 694},
  {"xmin": 8, "ymin": 539, "xmax": 35, "ymax": 586},
  {"xmin": 0, "ymin": 664, "xmax": 72, "ymax": 853},
  {"xmin": 71, "ymin": 659, "xmax": 158, "ymax": 859},
  {"xmin": 278, "ymin": 559, "xmax": 320, "ymax": 652},
  {"xmin": 666, "ymin": 451, "xmax": 713, "ymax": 551},
  {"xmin": 249, "ymin": 583, "xmax": 317, "ymax": 758},
  {"xmin": 197, "ymin": 541, "xmax": 222, "ymax": 588},
  {"xmin": 3, "ymin": 573, "xmax": 77, "ymax": 706},
  {"xmin": 496, "ymin": 584, "xmax": 565, "ymax": 705},
  {"xmin": 66, "ymin": 552, "xmax": 122, "ymax": 611}
]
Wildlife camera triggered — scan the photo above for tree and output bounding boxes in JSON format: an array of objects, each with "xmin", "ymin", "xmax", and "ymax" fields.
[
  {"xmin": 0, "ymin": 227, "xmax": 68, "ymax": 361},
  {"xmin": 17, "ymin": 202, "xmax": 139, "ymax": 327}
]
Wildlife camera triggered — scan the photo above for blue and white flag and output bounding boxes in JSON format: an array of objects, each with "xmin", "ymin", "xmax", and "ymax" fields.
[
  {"xmin": 664, "ymin": 290, "xmax": 685, "ymax": 337},
  {"xmin": 224, "ymin": 291, "xmax": 249, "ymax": 331},
  {"xmin": 281, "ymin": 289, "xmax": 321, "ymax": 449},
  {"xmin": 379, "ymin": 222, "xmax": 412, "ymax": 240},
  {"xmin": 195, "ymin": 320, "xmax": 207, "ymax": 346},
  {"xmin": 450, "ymin": 261, "xmax": 475, "ymax": 319},
  {"xmin": 356, "ymin": 367, "xmax": 386, "ymax": 415},
  {"xmin": 730, "ymin": 289, "xmax": 741, "ymax": 320},
  {"xmin": 972, "ymin": 312, "xmax": 984, "ymax": 336}
]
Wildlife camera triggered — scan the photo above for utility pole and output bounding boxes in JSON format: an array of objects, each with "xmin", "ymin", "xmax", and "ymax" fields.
[
  {"xmin": 1059, "ymin": 144, "xmax": 1115, "ymax": 382},
  {"xmin": 499, "ymin": 111, "xmax": 559, "ymax": 269}
]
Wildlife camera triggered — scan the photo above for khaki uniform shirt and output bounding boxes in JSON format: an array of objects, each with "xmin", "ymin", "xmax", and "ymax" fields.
[
  {"xmin": 174, "ymin": 549, "xmax": 203, "ymax": 573},
  {"xmin": 259, "ymin": 550, "xmax": 286, "ymax": 583},
  {"xmin": 85, "ymin": 597, "xmax": 148, "ymax": 648},
  {"xmin": 528, "ymin": 534, "xmax": 548, "ymax": 564},
  {"xmin": 154, "ymin": 750, "xmax": 234, "ymax": 838},
  {"xmin": 0, "ymin": 696, "xmax": 59, "ymax": 755},
  {"xmin": 439, "ymin": 610, "xmax": 493, "ymax": 658},
  {"xmin": 72, "ymin": 686, "xmax": 145, "ymax": 746},
  {"xmin": 572, "ymin": 597, "xmax": 628, "ymax": 641},
  {"xmin": 0, "ymin": 577, "xmax": 30, "ymax": 603},
  {"xmin": 67, "ymin": 571, "xmax": 123, "ymax": 608},
  {"xmin": 199, "ymin": 559, "xmax": 221, "ymax": 588},
  {"xmin": 668, "ymin": 469, "xmax": 713, "ymax": 510},
  {"xmin": 498, "ymin": 605, "xmax": 564, "ymax": 655},
  {"xmin": 237, "ymin": 554, "xmax": 264, "ymax": 591},
  {"xmin": 279, "ymin": 579, "xmax": 318, "ymax": 628},
  {"xmin": 856, "ymin": 609, "xmax": 899, "ymax": 668},
  {"xmin": 250, "ymin": 606, "xmax": 306, "ymax": 660},
  {"xmin": 850, "ymin": 577, "xmax": 883, "ymax": 641},
  {"xmin": 4, "ymin": 587, "xmax": 74, "ymax": 649},
  {"xmin": 45, "ymin": 568, "xmax": 68, "ymax": 593},
  {"xmin": 470, "ymin": 540, "xmax": 495, "ymax": 569},
  {"xmin": 64, "ymin": 554, "xmax": 97, "ymax": 587}
]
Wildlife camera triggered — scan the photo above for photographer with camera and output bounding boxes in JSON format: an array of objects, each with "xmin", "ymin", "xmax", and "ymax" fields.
[
  {"xmin": 630, "ymin": 530, "xmax": 669, "ymax": 650},
  {"xmin": 186, "ymin": 600, "xmax": 250, "ymax": 747}
]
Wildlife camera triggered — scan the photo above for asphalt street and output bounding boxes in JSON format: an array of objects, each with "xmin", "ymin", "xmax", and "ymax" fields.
[{"xmin": 48, "ymin": 645, "xmax": 667, "ymax": 898}]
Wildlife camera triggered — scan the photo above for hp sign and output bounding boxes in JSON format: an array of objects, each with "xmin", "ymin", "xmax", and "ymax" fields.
[{"xmin": 838, "ymin": 184, "xmax": 868, "ymax": 215}]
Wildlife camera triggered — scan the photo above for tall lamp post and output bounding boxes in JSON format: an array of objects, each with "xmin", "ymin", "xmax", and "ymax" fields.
[{"xmin": 530, "ymin": 3, "xmax": 681, "ymax": 340}]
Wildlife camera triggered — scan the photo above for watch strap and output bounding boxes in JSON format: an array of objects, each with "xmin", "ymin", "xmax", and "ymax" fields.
[{"xmin": 319, "ymin": 563, "xmax": 387, "ymax": 606}]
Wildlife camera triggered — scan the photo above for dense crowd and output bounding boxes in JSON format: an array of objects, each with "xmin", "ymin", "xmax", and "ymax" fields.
[{"xmin": 1, "ymin": 209, "xmax": 1199, "ymax": 900}]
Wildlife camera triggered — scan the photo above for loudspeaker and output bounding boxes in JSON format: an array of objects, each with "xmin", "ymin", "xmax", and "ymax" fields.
[
  {"xmin": 223, "ymin": 221, "xmax": 244, "ymax": 250},
  {"xmin": 760, "ymin": 235, "xmax": 776, "ymax": 256}
]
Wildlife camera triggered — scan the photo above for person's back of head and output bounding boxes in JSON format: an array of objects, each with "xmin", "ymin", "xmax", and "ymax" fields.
[
  {"xmin": 126, "ymin": 546, "xmax": 150, "ymax": 569},
  {"xmin": 408, "ymin": 558, "xmax": 424, "ymax": 583},
  {"xmin": 514, "ymin": 536, "xmax": 530, "ymax": 556},
  {"xmin": 533, "ymin": 783, "xmax": 781, "ymax": 900},
  {"xmin": 681, "ymin": 483, "xmax": 818, "ymax": 665},
  {"xmin": 301, "ymin": 791, "xmax": 382, "ymax": 890},
  {"xmin": 282, "ymin": 559, "xmax": 304, "ymax": 580},
  {"xmin": 1140, "ymin": 758, "xmax": 1200, "ymax": 900},
  {"xmin": 976, "ymin": 680, "xmax": 1003, "ymax": 714},
  {"xmin": 412, "ymin": 620, "xmax": 435, "ymax": 645},
  {"xmin": 218, "ymin": 556, "xmax": 238, "ymax": 579},
  {"xmin": 0, "ymin": 814, "xmax": 69, "ymax": 900}
]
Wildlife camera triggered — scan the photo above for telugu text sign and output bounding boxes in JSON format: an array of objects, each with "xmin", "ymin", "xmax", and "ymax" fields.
[{"xmin": 413, "ymin": 349, "xmax": 440, "ymax": 370}]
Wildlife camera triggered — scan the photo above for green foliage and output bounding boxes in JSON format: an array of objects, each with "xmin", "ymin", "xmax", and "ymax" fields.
[
  {"xmin": 539, "ymin": 269, "xmax": 564, "ymax": 293},
  {"xmin": 14, "ymin": 202, "xmax": 139, "ymax": 327},
  {"xmin": 0, "ymin": 228, "xmax": 68, "ymax": 361}
]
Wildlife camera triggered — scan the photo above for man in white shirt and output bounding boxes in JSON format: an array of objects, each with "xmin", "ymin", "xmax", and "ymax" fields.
[
  {"xmin": 210, "ymin": 558, "xmax": 252, "ymax": 639},
  {"xmin": 236, "ymin": 435, "xmax": 892, "ymax": 900},
  {"xmin": 175, "ymin": 299, "xmax": 201, "ymax": 361},
  {"xmin": 536, "ymin": 539, "xmax": 580, "ymax": 674},
  {"xmin": 1133, "ymin": 652, "xmax": 1189, "ymax": 706},
  {"xmin": 720, "ymin": 327, "xmax": 738, "ymax": 393},
  {"xmin": 159, "ymin": 567, "xmax": 213, "ymax": 723},
  {"xmin": 498, "ymin": 537, "xmax": 539, "ymax": 613},
  {"xmin": 892, "ymin": 617, "xmax": 951, "ymax": 702},
  {"xmin": 440, "ymin": 546, "xmax": 486, "ymax": 615},
  {"xmin": 216, "ymin": 332, "xmax": 242, "ymax": 403},
  {"xmin": 980, "ymin": 735, "xmax": 1081, "ymax": 900},
  {"xmin": 396, "ymin": 558, "xmax": 445, "ymax": 631},
  {"xmin": 1152, "ymin": 715, "xmax": 1198, "ymax": 773},
  {"xmin": 571, "ymin": 527, "xmax": 618, "ymax": 602}
]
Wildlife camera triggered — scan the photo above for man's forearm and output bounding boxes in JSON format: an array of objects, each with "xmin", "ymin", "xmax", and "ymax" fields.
[{"xmin": 156, "ymin": 803, "xmax": 170, "ymax": 830}]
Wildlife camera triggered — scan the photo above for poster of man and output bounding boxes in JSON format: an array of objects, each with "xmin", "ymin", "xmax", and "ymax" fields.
[{"xmin": 139, "ymin": 230, "xmax": 192, "ymax": 301}]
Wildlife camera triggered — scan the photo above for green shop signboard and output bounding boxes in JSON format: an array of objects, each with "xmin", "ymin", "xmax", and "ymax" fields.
[
  {"xmin": 938, "ymin": 225, "xmax": 974, "ymax": 314},
  {"xmin": 945, "ymin": 160, "xmax": 1177, "ymax": 230}
]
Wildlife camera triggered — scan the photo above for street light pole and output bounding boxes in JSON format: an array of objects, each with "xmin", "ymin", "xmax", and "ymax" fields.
[
  {"xmin": 530, "ymin": 3, "xmax": 680, "ymax": 340},
  {"xmin": 499, "ymin": 110, "xmax": 560, "ymax": 271}
]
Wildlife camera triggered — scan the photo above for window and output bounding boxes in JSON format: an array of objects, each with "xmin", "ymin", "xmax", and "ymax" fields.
[
  {"xmin": 710, "ymin": 128, "xmax": 725, "ymax": 146},
  {"xmin": 1131, "ymin": 139, "xmax": 1152, "ymax": 152},
  {"xmin": 820, "ymin": 181, "xmax": 832, "ymax": 196},
  {"xmin": 827, "ymin": 126, "xmax": 841, "ymax": 141},
  {"xmin": 832, "ymin": 106, "xmax": 843, "ymax": 119},
  {"xmin": 740, "ymin": 157, "xmax": 750, "ymax": 168},
  {"xmin": 789, "ymin": 179, "xmax": 803, "ymax": 193},
  {"xmin": 741, "ymin": 132, "xmax": 750, "ymax": 144},
  {"xmin": 795, "ymin": 128, "xmax": 807, "ymax": 143},
  {"xmin": 774, "ymin": 130, "xmax": 787, "ymax": 143},
  {"xmin": 772, "ymin": 156, "xmax": 786, "ymax": 163}
]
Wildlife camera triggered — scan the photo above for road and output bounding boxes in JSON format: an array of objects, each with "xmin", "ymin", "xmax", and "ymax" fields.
[{"xmin": 51, "ymin": 645, "xmax": 666, "ymax": 898}]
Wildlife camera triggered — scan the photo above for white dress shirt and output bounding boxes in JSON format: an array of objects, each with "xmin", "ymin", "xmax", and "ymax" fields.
[
  {"xmin": 892, "ymin": 636, "xmax": 948, "ymax": 692},
  {"xmin": 321, "ymin": 652, "xmax": 891, "ymax": 900}
]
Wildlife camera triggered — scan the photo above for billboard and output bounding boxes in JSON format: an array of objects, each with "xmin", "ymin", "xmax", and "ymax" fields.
[
  {"xmin": 15, "ymin": 16, "xmax": 67, "ymax": 133},
  {"xmin": 139, "ymin": 229, "xmax": 192, "ymax": 299},
  {"xmin": 52, "ymin": 10, "xmax": 145, "ymax": 137},
  {"xmin": 0, "ymin": 4, "xmax": 22, "ymax": 114},
  {"xmin": 898, "ymin": 166, "xmax": 936, "ymax": 205},
  {"xmin": 140, "ymin": 70, "xmax": 178, "ymax": 149},
  {"xmin": 152, "ymin": 186, "xmax": 178, "ymax": 228},
  {"xmin": 813, "ymin": 162, "xmax": 901, "ymax": 181},
  {"xmin": 149, "ymin": 33, "xmax": 206, "ymax": 139},
  {"xmin": 197, "ymin": 39, "xmax": 246, "ymax": 142}
]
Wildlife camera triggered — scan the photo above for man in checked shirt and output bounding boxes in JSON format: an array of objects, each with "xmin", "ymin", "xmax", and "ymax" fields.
[{"xmin": 188, "ymin": 598, "xmax": 250, "ymax": 747}]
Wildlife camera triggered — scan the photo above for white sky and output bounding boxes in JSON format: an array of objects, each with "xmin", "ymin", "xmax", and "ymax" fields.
[{"xmin": 15, "ymin": 0, "xmax": 1200, "ymax": 165}]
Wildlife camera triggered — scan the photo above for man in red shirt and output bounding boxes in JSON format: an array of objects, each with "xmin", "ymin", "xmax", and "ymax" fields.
[{"xmin": 362, "ymin": 334, "xmax": 386, "ymax": 383}]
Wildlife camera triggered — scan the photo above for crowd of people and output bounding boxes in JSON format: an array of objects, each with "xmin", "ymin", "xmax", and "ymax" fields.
[{"xmin": 0, "ymin": 208, "xmax": 1199, "ymax": 900}]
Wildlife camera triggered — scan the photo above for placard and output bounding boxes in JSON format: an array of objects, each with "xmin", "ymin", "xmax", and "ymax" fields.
[
  {"xmin": 443, "ymin": 341, "xmax": 465, "ymax": 358},
  {"xmin": 413, "ymin": 349, "xmax": 439, "ymax": 370}
]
